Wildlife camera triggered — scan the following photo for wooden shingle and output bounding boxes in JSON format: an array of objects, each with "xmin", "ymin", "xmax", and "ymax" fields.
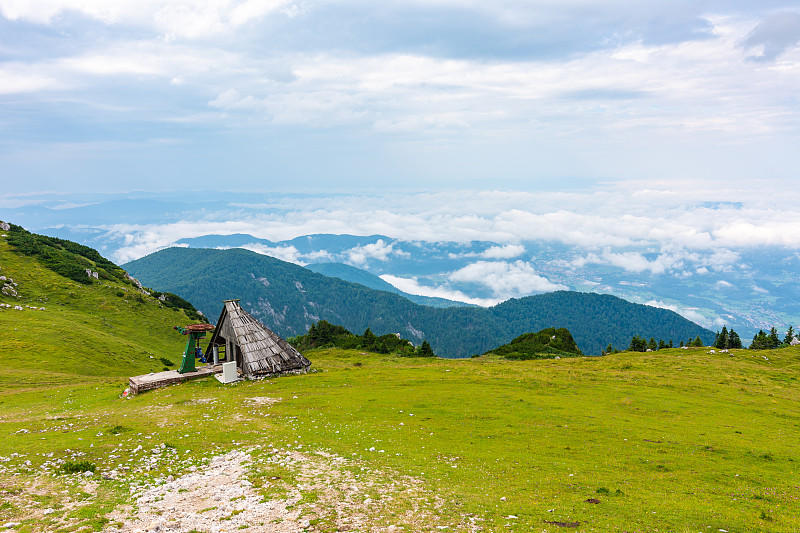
[{"xmin": 206, "ymin": 299, "xmax": 311, "ymax": 378}]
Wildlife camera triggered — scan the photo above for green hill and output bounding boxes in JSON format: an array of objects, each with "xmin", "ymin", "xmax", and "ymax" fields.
[
  {"xmin": 483, "ymin": 327, "xmax": 583, "ymax": 359},
  {"xmin": 0, "ymin": 223, "xmax": 205, "ymax": 389},
  {"xmin": 123, "ymin": 246, "xmax": 715, "ymax": 356}
]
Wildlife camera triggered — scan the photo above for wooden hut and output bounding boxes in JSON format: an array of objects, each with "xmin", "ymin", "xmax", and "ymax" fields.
[{"xmin": 206, "ymin": 299, "xmax": 311, "ymax": 378}]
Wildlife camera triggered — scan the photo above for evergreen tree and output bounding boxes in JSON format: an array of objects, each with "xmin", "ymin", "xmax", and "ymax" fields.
[
  {"xmin": 769, "ymin": 327, "xmax": 781, "ymax": 348},
  {"xmin": 715, "ymin": 326, "xmax": 729, "ymax": 349},
  {"xmin": 361, "ymin": 328, "xmax": 377, "ymax": 349},
  {"xmin": 648, "ymin": 337, "xmax": 657, "ymax": 351},
  {"xmin": 658, "ymin": 339, "xmax": 667, "ymax": 350},
  {"xmin": 728, "ymin": 329, "xmax": 742, "ymax": 349},
  {"xmin": 628, "ymin": 335, "xmax": 647, "ymax": 352},
  {"xmin": 679, "ymin": 340, "xmax": 684, "ymax": 348},
  {"xmin": 669, "ymin": 340, "xmax": 674, "ymax": 348},
  {"xmin": 784, "ymin": 326, "xmax": 795, "ymax": 345},
  {"xmin": 417, "ymin": 340, "xmax": 435, "ymax": 357},
  {"xmin": 690, "ymin": 335, "xmax": 703, "ymax": 347},
  {"xmin": 750, "ymin": 330, "xmax": 770, "ymax": 350}
]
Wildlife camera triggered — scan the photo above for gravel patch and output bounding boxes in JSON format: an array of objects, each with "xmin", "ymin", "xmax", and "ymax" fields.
[{"xmin": 104, "ymin": 447, "xmax": 475, "ymax": 533}]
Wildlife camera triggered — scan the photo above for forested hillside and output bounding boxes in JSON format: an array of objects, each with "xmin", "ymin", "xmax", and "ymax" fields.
[{"xmin": 124, "ymin": 247, "xmax": 715, "ymax": 356}]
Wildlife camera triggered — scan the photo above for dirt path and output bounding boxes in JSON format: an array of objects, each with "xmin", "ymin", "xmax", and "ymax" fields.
[{"xmin": 104, "ymin": 447, "xmax": 478, "ymax": 533}]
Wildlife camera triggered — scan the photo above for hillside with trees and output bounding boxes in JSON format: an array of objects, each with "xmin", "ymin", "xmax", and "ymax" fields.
[
  {"xmin": 288, "ymin": 320, "xmax": 435, "ymax": 357},
  {"xmin": 124, "ymin": 246, "xmax": 716, "ymax": 357},
  {"xmin": 482, "ymin": 327, "xmax": 582, "ymax": 360}
]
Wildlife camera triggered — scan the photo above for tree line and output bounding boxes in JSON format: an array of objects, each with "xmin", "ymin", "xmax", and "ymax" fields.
[
  {"xmin": 604, "ymin": 324, "xmax": 796, "ymax": 354},
  {"xmin": 287, "ymin": 319, "xmax": 435, "ymax": 357},
  {"xmin": 749, "ymin": 326, "xmax": 795, "ymax": 350}
]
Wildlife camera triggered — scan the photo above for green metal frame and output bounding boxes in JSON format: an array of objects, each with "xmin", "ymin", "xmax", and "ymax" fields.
[{"xmin": 175, "ymin": 326, "xmax": 208, "ymax": 374}]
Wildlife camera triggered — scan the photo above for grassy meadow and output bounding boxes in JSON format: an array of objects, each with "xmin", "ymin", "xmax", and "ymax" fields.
[
  {"xmin": 2, "ymin": 345, "xmax": 799, "ymax": 532},
  {"xmin": 2, "ymin": 232, "xmax": 800, "ymax": 532}
]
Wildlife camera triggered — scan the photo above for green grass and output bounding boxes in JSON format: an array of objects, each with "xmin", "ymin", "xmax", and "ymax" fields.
[
  {"xmin": 3, "ymin": 231, "xmax": 800, "ymax": 532},
  {"xmin": 0, "ymin": 235, "xmax": 197, "ymax": 391},
  {"xmin": 3, "ymin": 346, "xmax": 799, "ymax": 532}
]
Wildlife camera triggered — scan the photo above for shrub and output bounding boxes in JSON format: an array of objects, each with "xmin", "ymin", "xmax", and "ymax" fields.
[{"xmin": 60, "ymin": 461, "xmax": 95, "ymax": 474}]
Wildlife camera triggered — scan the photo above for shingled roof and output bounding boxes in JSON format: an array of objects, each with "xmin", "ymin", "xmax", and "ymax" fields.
[{"xmin": 206, "ymin": 299, "xmax": 311, "ymax": 378}]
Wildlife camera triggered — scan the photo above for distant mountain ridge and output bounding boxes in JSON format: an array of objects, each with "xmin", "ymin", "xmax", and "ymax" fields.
[{"xmin": 123, "ymin": 246, "xmax": 716, "ymax": 357}]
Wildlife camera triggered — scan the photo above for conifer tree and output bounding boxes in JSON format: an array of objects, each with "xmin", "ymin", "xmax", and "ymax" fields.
[
  {"xmin": 784, "ymin": 326, "xmax": 795, "ymax": 345},
  {"xmin": 715, "ymin": 326, "xmax": 729, "ymax": 349},
  {"xmin": 750, "ymin": 330, "xmax": 770, "ymax": 350},
  {"xmin": 728, "ymin": 329, "xmax": 742, "ymax": 349},
  {"xmin": 417, "ymin": 340, "xmax": 435, "ymax": 357},
  {"xmin": 629, "ymin": 335, "xmax": 647, "ymax": 352},
  {"xmin": 769, "ymin": 327, "xmax": 781, "ymax": 348},
  {"xmin": 361, "ymin": 328, "xmax": 377, "ymax": 349}
]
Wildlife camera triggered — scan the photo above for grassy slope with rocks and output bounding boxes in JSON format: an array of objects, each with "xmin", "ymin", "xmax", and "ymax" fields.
[
  {"xmin": 3, "ymin": 226, "xmax": 800, "ymax": 532},
  {"xmin": 0, "ymin": 227, "xmax": 205, "ymax": 390}
]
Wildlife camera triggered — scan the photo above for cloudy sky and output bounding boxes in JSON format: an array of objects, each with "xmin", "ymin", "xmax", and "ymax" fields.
[{"xmin": 2, "ymin": 0, "xmax": 799, "ymax": 196}]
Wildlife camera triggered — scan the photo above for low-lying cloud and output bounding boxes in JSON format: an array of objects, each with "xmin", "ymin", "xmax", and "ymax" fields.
[
  {"xmin": 449, "ymin": 260, "xmax": 567, "ymax": 299},
  {"xmin": 90, "ymin": 185, "xmax": 800, "ymax": 266},
  {"xmin": 346, "ymin": 239, "xmax": 408, "ymax": 266},
  {"xmin": 380, "ymin": 275, "xmax": 501, "ymax": 307},
  {"xmin": 645, "ymin": 300, "xmax": 726, "ymax": 329}
]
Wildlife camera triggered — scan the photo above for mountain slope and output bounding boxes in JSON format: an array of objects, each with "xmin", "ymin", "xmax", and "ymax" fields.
[
  {"xmin": 124, "ymin": 247, "xmax": 715, "ymax": 357},
  {"xmin": 0, "ymin": 222, "xmax": 206, "ymax": 389},
  {"xmin": 306, "ymin": 262, "xmax": 470, "ymax": 308}
]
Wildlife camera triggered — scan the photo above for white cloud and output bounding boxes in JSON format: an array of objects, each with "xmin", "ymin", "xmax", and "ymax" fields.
[
  {"xmin": 303, "ymin": 250, "xmax": 334, "ymax": 263},
  {"xmin": 346, "ymin": 239, "xmax": 408, "ymax": 266},
  {"xmin": 564, "ymin": 246, "xmax": 744, "ymax": 276},
  {"xmin": 480, "ymin": 244, "xmax": 525, "ymax": 259},
  {"xmin": 0, "ymin": 0, "xmax": 292, "ymax": 37},
  {"xmin": 644, "ymin": 300, "xmax": 724, "ymax": 329},
  {"xmin": 716, "ymin": 280, "xmax": 734, "ymax": 289},
  {"xmin": 449, "ymin": 260, "xmax": 567, "ymax": 298},
  {"xmin": 208, "ymin": 89, "xmax": 260, "ymax": 110},
  {"xmin": 88, "ymin": 185, "xmax": 800, "ymax": 265},
  {"xmin": 241, "ymin": 243, "xmax": 303, "ymax": 264},
  {"xmin": 380, "ymin": 275, "xmax": 501, "ymax": 307}
]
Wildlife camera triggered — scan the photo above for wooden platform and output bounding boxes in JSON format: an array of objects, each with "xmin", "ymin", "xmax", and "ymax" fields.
[{"xmin": 129, "ymin": 364, "xmax": 224, "ymax": 395}]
